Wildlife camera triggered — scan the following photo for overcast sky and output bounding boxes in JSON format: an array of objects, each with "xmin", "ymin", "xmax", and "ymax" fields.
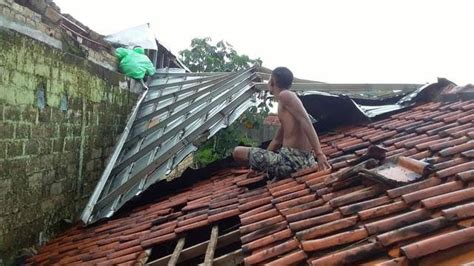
[{"xmin": 55, "ymin": 0, "xmax": 473, "ymax": 85}]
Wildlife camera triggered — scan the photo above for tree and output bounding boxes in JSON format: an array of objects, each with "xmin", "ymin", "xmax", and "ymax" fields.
[
  {"xmin": 179, "ymin": 37, "xmax": 268, "ymax": 167},
  {"xmin": 179, "ymin": 37, "xmax": 262, "ymax": 72}
]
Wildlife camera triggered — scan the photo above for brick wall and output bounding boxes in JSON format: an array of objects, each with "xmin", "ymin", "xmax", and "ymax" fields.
[
  {"xmin": 1, "ymin": 0, "xmax": 118, "ymax": 71},
  {"xmin": 0, "ymin": 28, "xmax": 138, "ymax": 261}
]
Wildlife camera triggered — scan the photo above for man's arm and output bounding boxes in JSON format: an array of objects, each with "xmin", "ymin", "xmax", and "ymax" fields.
[
  {"xmin": 278, "ymin": 91, "xmax": 330, "ymax": 170},
  {"xmin": 267, "ymin": 126, "xmax": 283, "ymax": 151}
]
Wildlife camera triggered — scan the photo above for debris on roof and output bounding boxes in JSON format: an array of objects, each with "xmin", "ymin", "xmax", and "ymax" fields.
[
  {"xmin": 363, "ymin": 156, "xmax": 434, "ymax": 186},
  {"xmin": 30, "ymin": 97, "xmax": 474, "ymax": 265},
  {"xmin": 300, "ymin": 78, "xmax": 456, "ymax": 133},
  {"xmin": 81, "ymin": 67, "xmax": 259, "ymax": 224}
]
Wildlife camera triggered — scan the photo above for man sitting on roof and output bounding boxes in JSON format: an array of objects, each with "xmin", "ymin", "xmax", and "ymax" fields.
[{"xmin": 233, "ymin": 67, "xmax": 331, "ymax": 179}]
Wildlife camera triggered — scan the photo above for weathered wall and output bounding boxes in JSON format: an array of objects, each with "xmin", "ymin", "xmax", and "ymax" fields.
[{"xmin": 0, "ymin": 28, "xmax": 138, "ymax": 261}]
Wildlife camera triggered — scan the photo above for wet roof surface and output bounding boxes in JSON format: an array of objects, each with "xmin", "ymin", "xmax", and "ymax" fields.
[{"xmin": 30, "ymin": 99, "xmax": 474, "ymax": 265}]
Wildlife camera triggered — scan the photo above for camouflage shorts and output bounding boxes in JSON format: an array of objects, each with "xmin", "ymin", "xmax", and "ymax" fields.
[{"xmin": 248, "ymin": 147, "xmax": 316, "ymax": 179}]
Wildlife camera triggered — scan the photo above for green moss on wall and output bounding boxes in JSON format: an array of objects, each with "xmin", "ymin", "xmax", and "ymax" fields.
[{"xmin": 0, "ymin": 28, "xmax": 138, "ymax": 263}]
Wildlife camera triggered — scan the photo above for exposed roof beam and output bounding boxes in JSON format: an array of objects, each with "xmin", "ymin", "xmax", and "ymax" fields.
[
  {"xmin": 148, "ymin": 230, "xmax": 240, "ymax": 266},
  {"xmin": 204, "ymin": 226, "xmax": 219, "ymax": 265},
  {"xmin": 168, "ymin": 237, "xmax": 186, "ymax": 266}
]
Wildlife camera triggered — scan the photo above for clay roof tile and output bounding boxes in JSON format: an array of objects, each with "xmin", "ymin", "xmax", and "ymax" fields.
[{"xmin": 400, "ymin": 227, "xmax": 474, "ymax": 259}]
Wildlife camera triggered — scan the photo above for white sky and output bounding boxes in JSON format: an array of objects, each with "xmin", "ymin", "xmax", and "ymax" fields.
[{"xmin": 55, "ymin": 0, "xmax": 473, "ymax": 85}]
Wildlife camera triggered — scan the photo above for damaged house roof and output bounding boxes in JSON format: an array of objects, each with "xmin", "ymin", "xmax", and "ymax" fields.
[
  {"xmin": 81, "ymin": 65, "xmax": 431, "ymax": 225},
  {"xmin": 29, "ymin": 78, "xmax": 474, "ymax": 265}
]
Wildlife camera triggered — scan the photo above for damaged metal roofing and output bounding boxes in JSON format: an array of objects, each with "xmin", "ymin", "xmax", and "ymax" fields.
[
  {"xmin": 299, "ymin": 78, "xmax": 454, "ymax": 133},
  {"xmin": 81, "ymin": 67, "xmax": 259, "ymax": 224}
]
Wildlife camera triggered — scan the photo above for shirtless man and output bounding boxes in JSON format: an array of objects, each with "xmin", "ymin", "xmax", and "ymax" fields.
[{"xmin": 233, "ymin": 67, "xmax": 330, "ymax": 179}]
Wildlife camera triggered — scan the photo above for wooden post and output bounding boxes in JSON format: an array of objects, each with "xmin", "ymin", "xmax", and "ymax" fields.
[
  {"xmin": 204, "ymin": 226, "xmax": 219, "ymax": 265},
  {"xmin": 168, "ymin": 237, "xmax": 186, "ymax": 266}
]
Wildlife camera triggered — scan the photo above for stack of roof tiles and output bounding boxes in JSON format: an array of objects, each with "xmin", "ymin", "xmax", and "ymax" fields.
[{"xmin": 29, "ymin": 99, "xmax": 474, "ymax": 265}]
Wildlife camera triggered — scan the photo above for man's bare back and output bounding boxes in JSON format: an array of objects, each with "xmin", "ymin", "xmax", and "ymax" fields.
[{"xmin": 278, "ymin": 91, "xmax": 313, "ymax": 153}]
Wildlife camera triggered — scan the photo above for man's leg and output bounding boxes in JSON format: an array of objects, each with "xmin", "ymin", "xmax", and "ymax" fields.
[{"xmin": 233, "ymin": 146, "xmax": 251, "ymax": 165}]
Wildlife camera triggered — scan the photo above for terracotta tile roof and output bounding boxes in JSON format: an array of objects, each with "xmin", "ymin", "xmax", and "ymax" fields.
[{"xmin": 29, "ymin": 99, "xmax": 474, "ymax": 265}]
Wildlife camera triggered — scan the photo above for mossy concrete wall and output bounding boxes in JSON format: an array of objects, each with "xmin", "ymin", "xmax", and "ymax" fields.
[{"xmin": 0, "ymin": 29, "xmax": 138, "ymax": 261}]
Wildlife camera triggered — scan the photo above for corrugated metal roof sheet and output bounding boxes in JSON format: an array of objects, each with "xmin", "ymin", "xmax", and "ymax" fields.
[{"xmin": 81, "ymin": 67, "xmax": 258, "ymax": 224}]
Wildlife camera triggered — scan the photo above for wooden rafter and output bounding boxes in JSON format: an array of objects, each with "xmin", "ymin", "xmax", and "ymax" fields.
[
  {"xmin": 204, "ymin": 226, "xmax": 219, "ymax": 265},
  {"xmin": 168, "ymin": 237, "xmax": 186, "ymax": 266},
  {"xmin": 148, "ymin": 230, "xmax": 240, "ymax": 266}
]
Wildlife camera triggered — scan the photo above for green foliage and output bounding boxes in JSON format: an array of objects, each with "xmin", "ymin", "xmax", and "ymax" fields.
[
  {"xmin": 195, "ymin": 123, "xmax": 257, "ymax": 167},
  {"xmin": 240, "ymin": 91, "xmax": 273, "ymax": 130},
  {"xmin": 180, "ymin": 38, "xmax": 268, "ymax": 167},
  {"xmin": 179, "ymin": 37, "xmax": 262, "ymax": 72}
]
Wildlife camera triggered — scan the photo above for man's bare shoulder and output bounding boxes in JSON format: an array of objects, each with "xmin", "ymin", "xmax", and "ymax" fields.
[{"xmin": 278, "ymin": 90, "xmax": 298, "ymax": 105}]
